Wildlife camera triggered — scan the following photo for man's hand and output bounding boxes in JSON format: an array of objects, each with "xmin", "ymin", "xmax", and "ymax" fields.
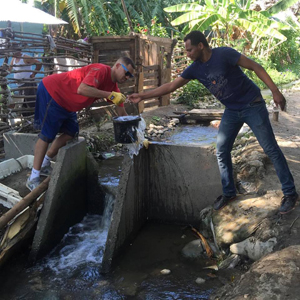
[
  {"xmin": 273, "ymin": 90, "xmax": 286, "ymax": 111},
  {"xmin": 107, "ymin": 92, "xmax": 126, "ymax": 106},
  {"xmin": 128, "ymin": 93, "xmax": 142, "ymax": 104}
]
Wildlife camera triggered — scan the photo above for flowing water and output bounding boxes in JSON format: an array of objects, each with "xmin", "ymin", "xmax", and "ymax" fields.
[
  {"xmin": 168, "ymin": 125, "xmax": 218, "ymax": 146},
  {"xmin": 0, "ymin": 124, "xmax": 239, "ymax": 299}
]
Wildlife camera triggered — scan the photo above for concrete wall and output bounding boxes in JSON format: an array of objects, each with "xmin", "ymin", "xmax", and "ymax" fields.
[
  {"xmin": 101, "ymin": 151, "xmax": 149, "ymax": 273},
  {"xmin": 147, "ymin": 143, "xmax": 222, "ymax": 223},
  {"xmin": 4, "ymin": 132, "xmax": 39, "ymax": 159},
  {"xmin": 30, "ymin": 138, "xmax": 88, "ymax": 261},
  {"xmin": 102, "ymin": 143, "xmax": 222, "ymax": 272}
]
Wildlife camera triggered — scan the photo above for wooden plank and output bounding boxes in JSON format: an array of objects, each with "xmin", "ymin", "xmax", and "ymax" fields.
[
  {"xmin": 144, "ymin": 98, "xmax": 160, "ymax": 108},
  {"xmin": 142, "ymin": 65, "xmax": 159, "ymax": 71},
  {"xmin": 93, "ymin": 41, "xmax": 132, "ymax": 51},
  {"xmin": 142, "ymin": 79, "xmax": 159, "ymax": 86},
  {"xmin": 143, "ymin": 71, "xmax": 159, "ymax": 79},
  {"xmin": 160, "ymin": 68, "xmax": 171, "ymax": 106},
  {"xmin": 119, "ymin": 86, "xmax": 134, "ymax": 94},
  {"xmin": 188, "ymin": 109, "xmax": 224, "ymax": 117}
]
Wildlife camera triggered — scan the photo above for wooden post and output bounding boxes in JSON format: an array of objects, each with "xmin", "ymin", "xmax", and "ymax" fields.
[
  {"xmin": 93, "ymin": 49, "xmax": 99, "ymax": 63},
  {"xmin": 135, "ymin": 35, "xmax": 144, "ymax": 113}
]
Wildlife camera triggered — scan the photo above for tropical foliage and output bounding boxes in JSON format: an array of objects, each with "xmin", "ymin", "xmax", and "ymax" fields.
[
  {"xmin": 34, "ymin": 0, "xmax": 186, "ymax": 38},
  {"xmin": 164, "ymin": 0, "xmax": 300, "ymax": 48}
]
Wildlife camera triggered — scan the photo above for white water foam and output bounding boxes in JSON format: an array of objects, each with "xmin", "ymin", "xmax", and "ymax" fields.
[
  {"xmin": 41, "ymin": 193, "xmax": 115, "ymax": 274},
  {"xmin": 125, "ymin": 116, "xmax": 147, "ymax": 158}
]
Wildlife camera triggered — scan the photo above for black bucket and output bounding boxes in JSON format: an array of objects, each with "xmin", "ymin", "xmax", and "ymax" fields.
[{"xmin": 113, "ymin": 115, "xmax": 141, "ymax": 144}]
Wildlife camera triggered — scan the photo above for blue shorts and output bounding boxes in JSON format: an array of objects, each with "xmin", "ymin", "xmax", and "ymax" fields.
[{"xmin": 34, "ymin": 81, "xmax": 79, "ymax": 143}]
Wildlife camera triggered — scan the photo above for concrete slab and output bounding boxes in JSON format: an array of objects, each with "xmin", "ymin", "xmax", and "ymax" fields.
[
  {"xmin": 30, "ymin": 137, "xmax": 88, "ymax": 261},
  {"xmin": 3, "ymin": 132, "xmax": 39, "ymax": 159}
]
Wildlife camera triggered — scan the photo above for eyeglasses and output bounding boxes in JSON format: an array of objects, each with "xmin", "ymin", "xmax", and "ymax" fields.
[{"xmin": 121, "ymin": 63, "xmax": 134, "ymax": 78}]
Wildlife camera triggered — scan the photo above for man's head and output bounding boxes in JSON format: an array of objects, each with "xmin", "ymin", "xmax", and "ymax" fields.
[
  {"xmin": 112, "ymin": 57, "xmax": 136, "ymax": 84},
  {"xmin": 184, "ymin": 31, "xmax": 209, "ymax": 62},
  {"xmin": 12, "ymin": 48, "xmax": 22, "ymax": 57}
]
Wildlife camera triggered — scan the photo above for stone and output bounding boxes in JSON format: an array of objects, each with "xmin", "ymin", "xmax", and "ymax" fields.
[
  {"xmin": 181, "ymin": 239, "xmax": 204, "ymax": 258},
  {"xmin": 212, "ymin": 191, "xmax": 281, "ymax": 246},
  {"xmin": 230, "ymin": 237, "xmax": 277, "ymax": 261},
  {"xmin": 160, "ymin": 269, "xmax": 171, "ymax": 275},
  {"xmin": 195, "ymin": 277, "xmax": 206, "ymax": 284},
  {"xmin": 210, "ymin": 246, "xmax": 300, "ymax": 300}
]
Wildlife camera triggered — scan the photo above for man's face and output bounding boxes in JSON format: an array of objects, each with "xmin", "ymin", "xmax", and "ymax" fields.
[
  {"xmin": 116, "ymin": 63, "xmax": 135, "ymax": 83},
  {"xmin": 184, "ymin": 39, "xmax": 203, "ymax": 61}
]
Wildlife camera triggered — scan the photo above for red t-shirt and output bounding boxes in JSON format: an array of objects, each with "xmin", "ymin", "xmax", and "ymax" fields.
[{"xmin": 42, "ymin": 63, "xmax": 121, "ymax": 112}]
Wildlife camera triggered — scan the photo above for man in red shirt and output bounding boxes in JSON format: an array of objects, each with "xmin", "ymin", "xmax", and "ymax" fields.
[{"xmin": 26, "ymin": 56, "xmax": 135, "ymax": 191}]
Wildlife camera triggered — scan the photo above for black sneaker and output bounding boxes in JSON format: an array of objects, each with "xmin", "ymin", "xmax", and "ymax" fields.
[
  {"xmin": 213, "ymin": 195, "xmax": 236, "ymax": 210},
  {"xmin": 279, "ymin": 193, "xmax": 298, "ymax": 214}
]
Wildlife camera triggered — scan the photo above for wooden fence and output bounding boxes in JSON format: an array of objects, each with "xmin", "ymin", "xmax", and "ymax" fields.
[
  {"xmin": 0, "ymin": 25, "xmax": 177, "ymax": 157},
  {"xmin": 91, "ymin": 35, "xmax": 177, "ymax": 114}
]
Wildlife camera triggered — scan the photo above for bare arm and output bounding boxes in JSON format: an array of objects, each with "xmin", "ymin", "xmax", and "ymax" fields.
[
  {"xmin": 237, "ymin": 55, "xmax": 286, "ymax": 110},
  {"xmin": 128, "ymin": 76, "xmax": 190, "ymax": 103},
  {"xmin": 78, "ymin": 83, "xmax": 128, "ymax": 116},
  {"xmin": 77, "ymin": 83, "xmax": 111, "ymax": 99},
  {"xmin": 8, "ymin": 58, "xmax": 14, "ymax": 72}
]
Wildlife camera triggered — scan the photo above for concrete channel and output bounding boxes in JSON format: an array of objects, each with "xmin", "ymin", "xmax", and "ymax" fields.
[{"xmin": 2, "ymin": 132, "xmax": 222, "ymax": 272}]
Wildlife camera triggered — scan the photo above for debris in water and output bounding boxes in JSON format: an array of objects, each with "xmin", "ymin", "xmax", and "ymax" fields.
[
  {"xmin": 125, "ymin": 117, "xmax": 147, "ymax": 158},
  {"xmin": 160, "ymin": 269, "xmax": 171, "ymax": 275},
  {"xmin": 190, "ymin": 226, "xmax": 214, "ymax": 258},
  {"xmin": 195, "ymin": 277, "xmax": 206, "ymax": 284}
]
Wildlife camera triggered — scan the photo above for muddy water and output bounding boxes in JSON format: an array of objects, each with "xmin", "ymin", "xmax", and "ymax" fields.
[{"xmin": 0, "ymin": 126, "xmax": 236, "ymax": 299}]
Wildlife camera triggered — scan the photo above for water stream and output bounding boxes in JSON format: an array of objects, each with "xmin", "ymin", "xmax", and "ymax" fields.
[{"xmin": 0, "ymin": 125, "xmax": 231, "ymax": 299}]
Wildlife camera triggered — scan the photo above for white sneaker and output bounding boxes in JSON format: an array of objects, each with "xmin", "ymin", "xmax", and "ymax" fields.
[
  {"xmin": 26, "ymin": 177, "xmax": 41, "ymax": 191},
  {"xmin": 40, "ymin": 165, "xmax": 53, "ymax": 176}
]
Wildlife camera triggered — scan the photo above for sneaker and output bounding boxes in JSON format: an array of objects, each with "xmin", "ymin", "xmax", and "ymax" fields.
[
  {"xmin": 279, "ymin": 193, "xmax": 298, "ymax": 214},
  {"xmin": 40, "ymin": 165, "xmax": 53, "ymax": 176},
  {"xmin": 26, "ymin": 177, "xmax": 41, "ymax": 191},
  {"xmin": 213, "ymin": 195, "xmax": 236, "ymax": 210}
]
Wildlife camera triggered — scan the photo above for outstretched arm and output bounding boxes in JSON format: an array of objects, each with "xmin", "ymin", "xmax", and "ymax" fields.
[
  {"xmin": 77, "ymin": 83, "xmax": 111, "ymax": 99},
  {"xmin": 128, "ymin": 76, "xmax": 190, "ymax": 103},
  {"xmin": 237, "ymin": 55, "xmax": 286, "ymax": 111}
]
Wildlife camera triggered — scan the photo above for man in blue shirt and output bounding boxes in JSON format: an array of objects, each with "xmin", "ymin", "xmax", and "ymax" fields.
[{"xmin": 129, "ymin": 30, "xmax": 298, "ymax": 214}]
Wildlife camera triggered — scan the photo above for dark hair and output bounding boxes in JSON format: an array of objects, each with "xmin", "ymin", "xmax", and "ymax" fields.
[
  {"xmin": 184, "ymin": 31, "xmax": 209, "ymax": 47},
  {"xmin": 120, "ymin": 57, "xmax": 136, "ymax": 69}
]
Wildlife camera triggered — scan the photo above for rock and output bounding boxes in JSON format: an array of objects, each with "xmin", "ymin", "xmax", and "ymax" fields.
[
  {"xmin": 212, "ymin": 191, "xmax": 282, "ymax": 246},
  {"xmin": 181, "ymin": 239, "xmax": 204, "ymax": 258},
  {"xmin": 160, "ymin": 269, "xmax": 171, "ymax": 275},
  {"xmin": 218, "ymin": 254, "xmax": 241, "ymax": 269},
  {"xmin": 230, "ymin": 237, "xmax": 277, "ymax": 261},
  {"xmin": 210, "ymin": 120, "xmax": 221, "ymax": 128},
  {"xmin": 237, "ymin": 125, "xmax": 251, "ymax": 137},
  {"xmin": 210, "ymin": 245, "xmax": 300, "ymax": 300},
  {"xmin": 248, "ymin": 160, "xmax": 264, "ymax": 168},
  {"xmin": 195, "ymin": 277, "xmax": 206, "ymax": 284}
]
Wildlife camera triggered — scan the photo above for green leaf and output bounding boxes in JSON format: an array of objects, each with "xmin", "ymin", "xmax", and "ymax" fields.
[
  {"xmin": 171, "ymin": 11, "xmax": 204, "ymax": 26},
  {"xmin": 164, "ymin": 3, "xmax": 202, "ymax": 13},
  {"xmin": 267, "ymin": 0, "xmax": 300, "ymax": 15}
]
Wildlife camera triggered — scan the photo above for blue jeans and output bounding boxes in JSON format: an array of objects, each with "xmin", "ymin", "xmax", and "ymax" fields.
[{"xmin": 216, "ymin": 98, "xmax": 296, "ymax": 197}]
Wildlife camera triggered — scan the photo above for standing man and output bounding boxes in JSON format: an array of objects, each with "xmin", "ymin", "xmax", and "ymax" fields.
[
  {"xmin": 128, "ymin": 31, "xmax": 298, "ymax": 215},
  {"xmin": 26, "ymin": 56, "xmax": 135, "ymax": 191},
  {"xmin": 9, "ymin": 50, "xmax": 42, "ymax": 115}
]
